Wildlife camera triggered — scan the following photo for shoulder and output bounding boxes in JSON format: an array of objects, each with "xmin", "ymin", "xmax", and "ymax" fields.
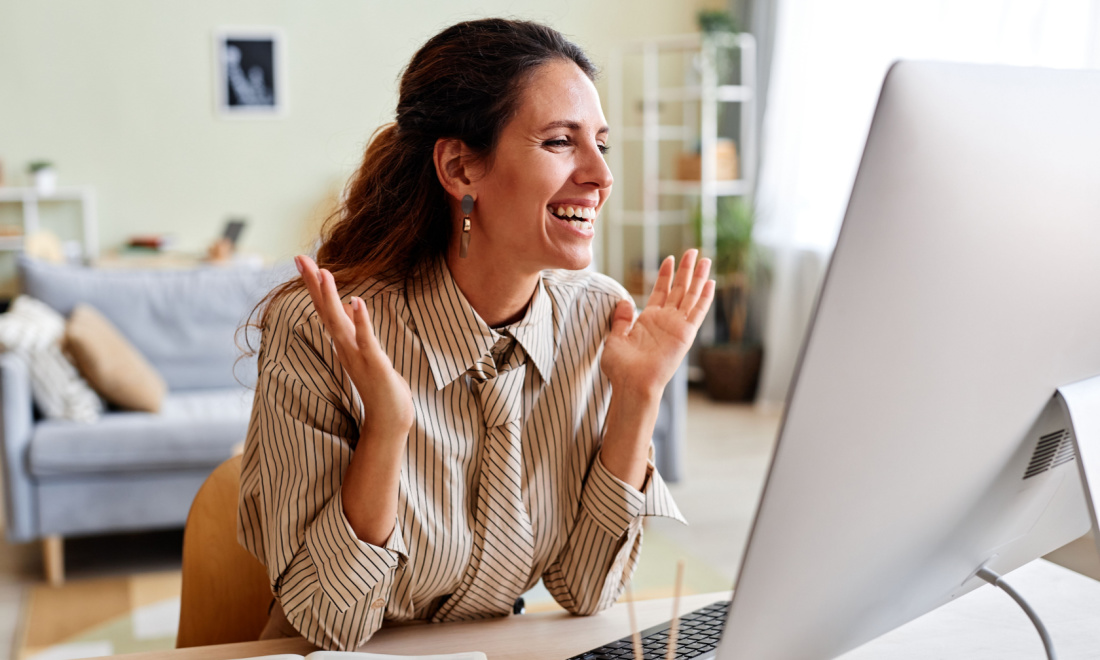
[
  {"xmin": 541, "ymin": 268, "xmax": 630, "ymax": 307},
  {"xmin": 261, "ymin": 277, "xmax": 402, "ymax": 352},
  {"xmin": 540, "ymin": 269, "xmax": 631, "ymax": 345}
]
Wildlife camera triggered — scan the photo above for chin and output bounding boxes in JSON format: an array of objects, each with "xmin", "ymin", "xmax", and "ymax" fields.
[{"xmin": 552, "ymin": 248, "xmax": 592, "ymax": 272}]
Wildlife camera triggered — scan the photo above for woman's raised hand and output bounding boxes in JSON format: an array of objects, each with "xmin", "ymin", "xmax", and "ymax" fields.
[
  {"xmin": 295, "ymin": 255, "xmax": 414, "ymax": 440},
  {"xmin": 600, "ymin": 250, "xmax": 715, "ymax": 400}
]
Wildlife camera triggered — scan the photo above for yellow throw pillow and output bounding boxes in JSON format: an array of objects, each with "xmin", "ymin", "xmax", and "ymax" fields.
[{"xmin": 63, "ymin": 304, "xmax": 167, "ymax": 413}]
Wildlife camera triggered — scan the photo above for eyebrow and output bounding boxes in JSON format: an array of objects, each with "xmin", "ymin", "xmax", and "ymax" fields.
[{"xmin": 541, "ymin": 120, "xmax": 610, "ymax": 135}]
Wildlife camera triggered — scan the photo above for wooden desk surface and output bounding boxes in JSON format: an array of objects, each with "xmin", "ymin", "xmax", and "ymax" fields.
[
  {"xmin": 106, "ymin": 559, "xmax": 1100, "ymax": 660},
  {"xmin": 112, "ymin": 592, "xmax": 728, "ymax": 660}
]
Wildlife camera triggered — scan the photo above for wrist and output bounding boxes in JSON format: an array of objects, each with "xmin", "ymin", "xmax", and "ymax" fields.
[
  {"xmin": 357, "ymin": 427, "xmax": 408, "ymax": 457},
  {"xmin": 609, "ymin": 379, "xmax": 664, "ymax": 405}
]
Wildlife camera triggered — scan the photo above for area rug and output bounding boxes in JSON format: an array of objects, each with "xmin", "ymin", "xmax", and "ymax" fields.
[
  {"xmin": 15, "ymin": 526, "xmax": 728, "ymax": 658},
  {"xmin": 16, "ymin": 570, "xmax": 181, "ymax": 660}
]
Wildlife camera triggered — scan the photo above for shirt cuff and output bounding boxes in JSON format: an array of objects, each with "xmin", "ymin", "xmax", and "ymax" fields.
[
  {"xmin": 303, "ymin": 488, "xmax": 408, "ymax": 612},
  {"xmin": 581, "ymin": 453, "xmax": 687, "ymax": 537}
]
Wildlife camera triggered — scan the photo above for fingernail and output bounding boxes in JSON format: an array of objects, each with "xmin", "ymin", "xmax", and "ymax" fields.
[
  {"xmin": 351, "ymin": 297, "xmax": 361, "ymax": 311},
  {"xmin": 294, "ymin": 256, "xmax": 303, "ymax": 274},
  {"xmin": 316, "ymin": 270, "xmax": 324, "ymax": 286}
]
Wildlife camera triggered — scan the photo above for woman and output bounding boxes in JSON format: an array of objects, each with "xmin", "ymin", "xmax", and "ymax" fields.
[{"xmin": 238, "ymin": 18, "xmax": 714, "ymax": 650}]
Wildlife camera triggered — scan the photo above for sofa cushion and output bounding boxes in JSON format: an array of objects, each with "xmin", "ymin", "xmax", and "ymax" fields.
[
  {"xmin": 28, "ymin": 388, "xmax": 253, "ymax": 476},
  {"xmin": 64, "ymin": 303, "xmax": 168, "ymax": 413},
  {"xmin": 20, "ymin": 257, "xmax": 291, "ymax": 391},
  {"xmin": 0, "ymin": 296, "xmax": 103, "ymax": 422}
]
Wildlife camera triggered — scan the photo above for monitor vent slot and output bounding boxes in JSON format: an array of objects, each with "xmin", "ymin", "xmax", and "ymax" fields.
[{"xmin": 1023, "ymin": 429, "xmax": 1075, "ymax": 480}]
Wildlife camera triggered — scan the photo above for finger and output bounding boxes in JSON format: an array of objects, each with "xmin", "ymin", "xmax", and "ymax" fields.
[
  {"xmin": 665, "ymin": 249, "xmax": 698, "ymax": 309},
  {"xmin": 609, "ymin": 298, "xmax": 635, "ymax": 338},
  {"xmin": 680, "ymin": 257, "xmax": 712, "ymax": 315},
  {"xmin": 351, "ymin": 296, "xmax": 381, "ymax": 353},
  {"xmin": 646, "ymin": 256, "xmax": 675, "ymax": 308},
  {"xmin": 687, "ymin": 279, "xmax": 717, "ymax": 327},
  {"xmin": 297, "ymin": 256, "xmax": 341, "ymax": 334},
  {"xmin": 316, "ymin": 268, "xmax": 356, "ymax": 345},
  {"xmin": 296, "ymin": 255, "xmax": 323, "ymax": 303}
]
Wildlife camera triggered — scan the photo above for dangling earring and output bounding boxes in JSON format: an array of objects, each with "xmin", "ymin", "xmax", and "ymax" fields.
[{"xmin": 460, "ymin": 194, "xmax": 474, "ymax": 259}]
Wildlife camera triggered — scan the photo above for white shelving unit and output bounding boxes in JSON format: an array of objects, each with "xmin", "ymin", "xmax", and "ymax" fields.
[
  {"xmin": 0, "ymin": 186, "xmax": 99, "ymax": 261},
  {"xmin": 604, "ymin": 31, "xmax": 757, "ymax": 293}
]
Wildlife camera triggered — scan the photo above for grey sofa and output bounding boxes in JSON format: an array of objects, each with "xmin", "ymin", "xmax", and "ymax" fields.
[{"xmin": 0, "ymin": 257, "xmax": 286, "ymax": 583}]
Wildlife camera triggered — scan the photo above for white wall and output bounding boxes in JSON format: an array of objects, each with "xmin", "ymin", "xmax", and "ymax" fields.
[{"xmin": 0, "ymin": 0, "xmax": 715, "ymax": 270}]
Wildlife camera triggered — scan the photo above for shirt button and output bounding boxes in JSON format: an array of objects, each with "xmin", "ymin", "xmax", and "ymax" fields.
[{"xmin": 371, "ymin": 598, "xmax": 386, "ymax": 610}]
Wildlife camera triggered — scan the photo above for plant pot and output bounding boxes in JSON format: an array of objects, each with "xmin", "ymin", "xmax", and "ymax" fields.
[
  {"xmin": 701, "ymin": 342, "xmax": 763, "ymax": 402},
  {"xmin": 33, "ymin": 168, "xmax": 57, "ymax": 196}
]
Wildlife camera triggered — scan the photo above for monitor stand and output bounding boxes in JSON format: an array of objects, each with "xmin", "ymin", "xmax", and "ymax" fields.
[
  {"xmin": 978, "ymin": 374, "xmax": 1100, "ymax": 660},
  {"xmin": 1058, "ymin": 374, "xmax": 1100, "ymax": 554}
]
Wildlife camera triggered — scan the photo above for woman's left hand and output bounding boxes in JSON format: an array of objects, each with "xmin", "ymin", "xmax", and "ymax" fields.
[{"xmin": 600, "ymin": 249, "xmax": 715, "ymax": 400}]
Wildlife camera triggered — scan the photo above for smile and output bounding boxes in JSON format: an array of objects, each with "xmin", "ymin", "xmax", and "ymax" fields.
[{"xmin": 548, "ymin": 204, "xmax": 596, "ymax": 231}]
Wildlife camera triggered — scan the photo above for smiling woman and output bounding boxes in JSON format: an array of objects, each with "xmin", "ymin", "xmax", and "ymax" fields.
[{"xmin": 238, "ymin": 18, "xmax": 714, "ymax": 651}]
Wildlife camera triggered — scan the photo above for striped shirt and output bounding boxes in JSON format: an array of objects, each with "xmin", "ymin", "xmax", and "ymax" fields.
[{"xmin": 237, "ymin": 260, "xmax": 685, "ymax": 650}]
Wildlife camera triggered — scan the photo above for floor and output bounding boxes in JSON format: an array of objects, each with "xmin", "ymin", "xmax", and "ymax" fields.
[{"xmin": 0, "ymin": 388, "xmax": 783, "ymax": 658}]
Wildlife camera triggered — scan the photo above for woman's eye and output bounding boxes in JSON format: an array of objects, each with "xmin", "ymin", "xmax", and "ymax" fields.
[
  {"xmin": 598, "ymin": 144, "xmax": 611, "ymax": 155},
  {"xmin": 543, "ymin": 138, "xmax": 570, "ymax": 148}
]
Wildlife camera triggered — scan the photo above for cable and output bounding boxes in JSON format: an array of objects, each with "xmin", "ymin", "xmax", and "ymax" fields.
[{"xmin": 976, "ymin": 566, "xmax": 1057, "ymax": 660}]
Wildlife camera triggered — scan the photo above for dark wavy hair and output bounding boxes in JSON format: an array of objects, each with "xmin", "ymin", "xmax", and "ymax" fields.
[{"xmin": 255, "ymin": 18, "xmax": 597, "ymax": 331}]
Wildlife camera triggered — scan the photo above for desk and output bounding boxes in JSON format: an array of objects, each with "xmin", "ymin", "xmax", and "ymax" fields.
[
  {"xmin": 109, "ymin": 560, "xmax": 1100, "ymax": 660},
  {"xmin": 112, "ymin": 593, "xmax": 726, "ymax": 660}
]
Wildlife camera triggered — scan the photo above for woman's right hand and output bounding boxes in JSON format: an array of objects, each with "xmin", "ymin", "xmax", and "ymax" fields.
[{"xmin": 295, "ymin": 255, "xmax": 415, "ymax": 441}]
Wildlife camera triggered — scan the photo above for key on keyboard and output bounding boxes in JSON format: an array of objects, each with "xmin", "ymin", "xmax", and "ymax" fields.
[{"xmin": 567, "ymin": 600, "xmax": 730, "ymax": 660}]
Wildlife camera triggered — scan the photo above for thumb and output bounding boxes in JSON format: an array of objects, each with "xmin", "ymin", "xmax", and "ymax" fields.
[{"xmin": 610, "ymin": 298, "xmax": 635, "ymax": 338}]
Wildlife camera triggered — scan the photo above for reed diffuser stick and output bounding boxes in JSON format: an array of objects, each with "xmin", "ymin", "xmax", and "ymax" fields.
[
  {"xmin": 665, "ymin": 560, "xmax": 685, "ymax": 660},
  {"xmin": 626, "ymin": 582, "xmax": 644, "ymax": 660}
]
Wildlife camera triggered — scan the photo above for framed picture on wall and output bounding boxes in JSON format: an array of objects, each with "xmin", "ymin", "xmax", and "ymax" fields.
[{"xmin": 214, "ymin": 27, "xmax": 287, "ymax": 118}]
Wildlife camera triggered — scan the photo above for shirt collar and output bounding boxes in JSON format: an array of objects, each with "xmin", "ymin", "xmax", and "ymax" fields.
[{"xmin": 407, "ymin": 260, "xmax": 555, "ymax": 390}]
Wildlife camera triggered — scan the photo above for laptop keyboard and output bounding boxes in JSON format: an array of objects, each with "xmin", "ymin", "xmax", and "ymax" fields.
[{"xmin": 568, "ymin": 600, "xmax": 730, "ymax": 660}]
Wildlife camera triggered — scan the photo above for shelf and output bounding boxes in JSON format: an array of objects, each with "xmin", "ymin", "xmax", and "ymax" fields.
[
  {"xmin": 617, "ymin": 31, "xmax": 750, "ymax": 53},
  {"xmin": 620, "ymin": 126, "xmax": 694, "ymax": 141},
  {"xmin": 0, "ymin": 236, "xmax": 24, "ymax": 251},
  {"xmin": 656, "ymin": 85, "xmax": 754, "ymax": 103},
  {"xmin": 0, "ymin": 187, "xmax": 93, "ymax": 202},
  {"xmin": 657, "ymin": 179, "xmax": 751, "ymax": 196},
  {"xmin": 614, "ymin": 210, "xmax": 691, "ymax": 226},
  {"xmin": 0, "ymin": 186, "xmax": 99, "ymax": 260}
]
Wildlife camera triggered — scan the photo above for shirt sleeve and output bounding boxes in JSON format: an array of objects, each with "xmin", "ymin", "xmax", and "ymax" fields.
[
  {"xmin": 541, "ymin": 448, "xmax": 686, "ymax": 615},
  {"xmin": 237, "ymin": 306, "xmax": 408, "ymax": 651}
]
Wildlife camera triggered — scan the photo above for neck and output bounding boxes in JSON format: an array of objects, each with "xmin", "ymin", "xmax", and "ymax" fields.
[{"xmin": 445, "ymin": 251, "xmax": 540, "ymax": 328}]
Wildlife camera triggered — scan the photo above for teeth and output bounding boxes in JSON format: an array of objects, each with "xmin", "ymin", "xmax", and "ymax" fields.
[
  {"xmin": 549, "ymin": 205, "xmax": 597, "ymax": 222},
  {"xmin": 568, "ymin": 220, "xmax": 589, "ymax": 229}
]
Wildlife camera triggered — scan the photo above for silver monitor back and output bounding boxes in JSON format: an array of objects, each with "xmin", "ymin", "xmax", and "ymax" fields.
[{"xmin": 718, "ymin": 61, "xmax": 1100, "ymax": 659}]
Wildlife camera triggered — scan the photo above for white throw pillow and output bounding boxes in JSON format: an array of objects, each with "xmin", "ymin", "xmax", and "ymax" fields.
[{"xmin": 0, "ymin": 296, "xmax": 102, "ymax": 423}]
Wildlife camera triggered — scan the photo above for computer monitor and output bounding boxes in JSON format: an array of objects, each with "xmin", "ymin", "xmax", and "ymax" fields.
[{"xmin": 717, "ymin": 61, "xmax": 1100, "ymax": 658}]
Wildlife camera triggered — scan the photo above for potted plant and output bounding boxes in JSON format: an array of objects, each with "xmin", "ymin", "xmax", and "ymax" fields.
[
  {"xmin": 695, "ymin": 197, "xmax": 766, "ymax": 401},
  {"xmin": 28, "ymin": 160, "xmax": 56, "ymax": 196},
  {"xmin": 697, "ymin": 8, "xmax": 739, "ymax": 35}
]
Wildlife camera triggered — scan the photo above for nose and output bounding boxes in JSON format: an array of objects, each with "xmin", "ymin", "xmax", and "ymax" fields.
[{"xmin": 577, "ymin": 141, "xmax": 613, "ymax": 190}]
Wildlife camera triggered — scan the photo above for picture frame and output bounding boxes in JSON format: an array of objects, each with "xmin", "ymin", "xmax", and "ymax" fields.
[{"xmin": 213, "ymin": 27, "xmax": 287, "ymax": 118}]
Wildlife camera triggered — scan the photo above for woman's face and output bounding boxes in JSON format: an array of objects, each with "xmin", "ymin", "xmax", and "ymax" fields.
[{"xmin": 467, "ymin": 59, "xmax": 613, "ymax": 273}]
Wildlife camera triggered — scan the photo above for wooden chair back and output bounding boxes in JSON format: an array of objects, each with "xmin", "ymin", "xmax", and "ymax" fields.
[{"xmin": 176, "ymin": 454, "xmax": 272, "ymax": 648}]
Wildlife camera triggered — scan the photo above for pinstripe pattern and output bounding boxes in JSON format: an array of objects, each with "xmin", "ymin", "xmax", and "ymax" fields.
[{"xmin": 238, "ymin": 261, "xmax": 684, "ymax": 650}]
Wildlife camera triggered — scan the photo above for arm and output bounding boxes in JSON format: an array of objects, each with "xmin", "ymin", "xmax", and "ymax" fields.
[
  {"xmin": 238, "ymin": 258, "xmax": 414, "ymax": 650},
  {"xmin": 544, "ymin": 252, "xmax": 711, "ymax": 614},
  {"xmin": 238, "ymin": 323, "xmax": 408, "ymax": 650}
]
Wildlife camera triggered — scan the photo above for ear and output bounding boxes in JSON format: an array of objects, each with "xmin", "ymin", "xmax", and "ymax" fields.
[{"xmin": 433, "ymin": 138, "xmax": 482, "ymax": 203}]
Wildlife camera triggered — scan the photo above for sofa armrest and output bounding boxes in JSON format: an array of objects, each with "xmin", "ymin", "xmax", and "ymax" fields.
[{"xmin": 0, "ymin": 352, "xmax": 38, "ymax": 542}]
